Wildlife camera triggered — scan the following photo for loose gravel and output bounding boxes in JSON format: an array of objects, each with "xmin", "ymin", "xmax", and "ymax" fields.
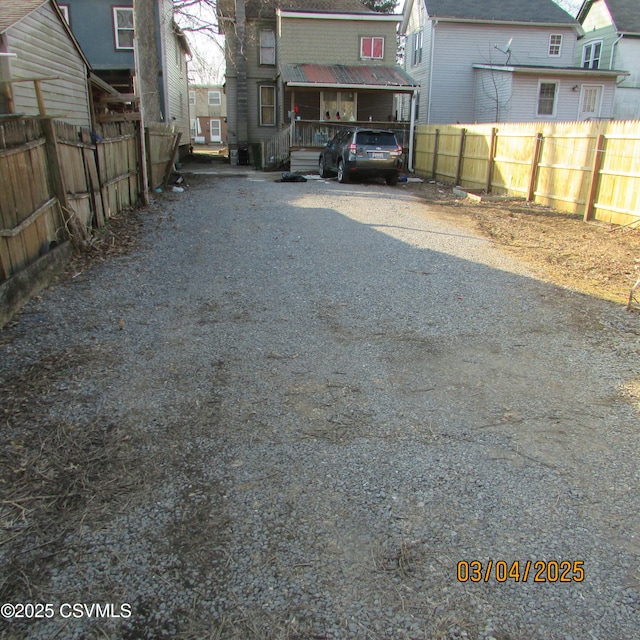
[{"xmin": 1, "ymin": 172, "xmax": 639, "ymax": 640}]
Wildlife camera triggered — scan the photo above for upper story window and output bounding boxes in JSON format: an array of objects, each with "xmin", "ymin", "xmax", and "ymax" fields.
[
  {"xmin": 189, "ymin": 91, "xmax": 196, "ymax": 106},
  {"xmin": 412, "ymin": 31, "xmax": 423, "ymax": 66},
  {"xmin": 58, "ymin": 5, "xmax": 70, "ymax": 24},
  {"xmin": 537, "ymin": 81, "xmax": 558, "ymax": 117},
  {"xmin": 260, "ymin": 30, "xmax": 276, "ymax": 65},
  {"xmin": 582, "ymin": 41, "xmax": 602, "ymax": 69},
  {"xmin": 113, "ymin": 7, "xmax": 134, "ymax": 50},
  {"xmin": 548, "ymin": 34, "xmax": 562, "ymax": 57},
  {"xmin": 208, "ymin": 90, "xmax": 221, "ymax": 106},
  {"xmin": 361, "ymin": 36, "xmax": 384, "ymax": 60}
]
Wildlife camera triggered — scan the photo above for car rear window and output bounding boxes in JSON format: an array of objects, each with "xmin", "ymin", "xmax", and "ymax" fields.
[{"xmin": 355, "ymin": 132, "xmax": 397, "ymax": 146}]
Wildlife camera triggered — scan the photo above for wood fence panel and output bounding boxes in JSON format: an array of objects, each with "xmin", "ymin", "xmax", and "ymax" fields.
[
  {"xmin": 146, "ymin": 123, "xmax": 178, "ymax": 189},
  {"xmin": 414, "ymin": 120, "xmax": 640, "ymax": 227},
  {"xmin": 596, "ymin": 121, "xmax": 640, "ymax": 225}
]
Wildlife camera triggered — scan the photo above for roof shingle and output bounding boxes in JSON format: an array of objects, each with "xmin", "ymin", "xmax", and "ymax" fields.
[
  {"xmin": 424, "ymin": 0, "xmax": 577, "ymax": 24},
  {"xmin": 0, "ymin": 0, "xmax": 47, "ymax": 33}
]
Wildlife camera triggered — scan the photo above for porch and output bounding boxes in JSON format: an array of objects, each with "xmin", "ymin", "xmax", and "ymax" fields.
[{"xmin": 261, "ymin": 119, "xmax": 412, "ymax": 173}]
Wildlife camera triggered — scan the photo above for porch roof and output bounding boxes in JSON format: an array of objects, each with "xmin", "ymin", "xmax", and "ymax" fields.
[{"xmin": 280, "ymin": 63, "xmax": 419, "ymax": 92}]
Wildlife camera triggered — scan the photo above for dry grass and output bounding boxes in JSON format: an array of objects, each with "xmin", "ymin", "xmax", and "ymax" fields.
[{"xmin": 412, "ymin": 182, "xmax": 640, "ymax": 307}]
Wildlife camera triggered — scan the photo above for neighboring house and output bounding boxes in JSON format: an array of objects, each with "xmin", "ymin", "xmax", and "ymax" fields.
[
  {"xmin": 0, "ymin": 0, "xmax": 92, "ymax": 127},
  {"xmin": 576, "ymin": 0, "xmax": 640, "ymax": 119},
  {"xmin": 62, "ymin": 0, "xmax": 192, "ymax": 149},
  {"xmin": 401, "ymin": 0, "xmax": 628, "ymax": 124},
  {"xmin": 189, "ymin": 84, "xmax": 228, "ymax": 146},
  {"xmin": 218, "ymin": 0, "xmax": 418, "ymax": 163}
]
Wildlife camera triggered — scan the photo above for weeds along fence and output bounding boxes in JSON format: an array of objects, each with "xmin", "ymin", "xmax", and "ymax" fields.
[
  {"xmin": 414, "ymin": 120, "xmax": 640, "ymax": 226},
  {"xmin": 0, "ymin": 118, "xmax": 179, "ymax": 285}
]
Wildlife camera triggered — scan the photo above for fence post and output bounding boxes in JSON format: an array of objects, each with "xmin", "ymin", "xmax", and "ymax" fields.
[
  {"xmin": 431, "ymin": 129, "xmax": 440, "ymax": 179},
  {"xmin": 41, "ymin": 118, "xmax": 89, "ymax": 245},
  {"xmin": 455, "ymin": 128, "xmax": 467, "ymax": 186},
  {"xmin": 486, "ymin": 127, "xmax": 498, "ymax": 193},
  {"xmin": 527, "ymin": 132, "xmax": 543, "ymax": 202},
  {"xmin": 585, "ymin": 134, "xmax": 606, "ymax": 222}
]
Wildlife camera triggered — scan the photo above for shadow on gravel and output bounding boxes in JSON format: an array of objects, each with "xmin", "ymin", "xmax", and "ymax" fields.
[{"xmin": 1, "ymin": 177, "xmax": 639, "ymax": 639}]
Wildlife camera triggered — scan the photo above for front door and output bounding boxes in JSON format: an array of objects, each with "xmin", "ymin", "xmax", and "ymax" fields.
[
  {"xmin": 210, "ymin": 119, "xmax": 222, "ymax": 143},
  {"xmin": 579, "ymin": 85, "xmax": 603, "ymax": 120}
]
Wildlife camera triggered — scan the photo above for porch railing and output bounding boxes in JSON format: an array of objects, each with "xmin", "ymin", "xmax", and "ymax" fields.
[
  {"xmin": 290, "ymin": 119, "xmax": 412, "ymax": 149},
  {"xmin": 261, "ymin": 124, "xmax": 293, "ymax": 169}
]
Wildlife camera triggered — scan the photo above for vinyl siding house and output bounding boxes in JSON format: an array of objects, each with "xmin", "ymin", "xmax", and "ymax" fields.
[
  {"xmin": 218, "ymin": 0, "xmax": 418, "ymax": 166},
  {"xmin": 401, "ymin": 0, "xmax": 627, "ymax": 124},
  {"xmin": 189, "ymin": 84, "xmax": 228, "ymax": 146},
  {"xmin": 576, "ymin": 0, "xmax": 640, "ymax": 119},
  {"xmin": 62, "ymin": 0, "xmax": 192, "ymax": 148},
  {"xmin": 0, "ymin": 0, "xmax": 92, "ymax": 127}
]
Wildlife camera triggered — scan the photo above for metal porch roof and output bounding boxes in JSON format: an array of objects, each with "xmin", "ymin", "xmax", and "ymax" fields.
[{"xmin": 280, "ymin": 64, "xmax": 419, "ymax": 91}]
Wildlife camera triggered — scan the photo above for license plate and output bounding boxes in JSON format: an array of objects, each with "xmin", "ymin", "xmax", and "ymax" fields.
[{"xmin": 370, "ymin": 152, "xmax": 385, "ymax": 159}]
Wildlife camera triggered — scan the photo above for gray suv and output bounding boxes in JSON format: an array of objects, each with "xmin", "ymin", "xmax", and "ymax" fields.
[{"xmin": 319, "ymin": 128, "xmax": 403, "ymax": 185}]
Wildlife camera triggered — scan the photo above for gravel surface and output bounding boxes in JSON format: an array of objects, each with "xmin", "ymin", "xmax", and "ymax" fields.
[{"xmin": 1, "ymin": 172, "xmax": 639, "ymax": 639}]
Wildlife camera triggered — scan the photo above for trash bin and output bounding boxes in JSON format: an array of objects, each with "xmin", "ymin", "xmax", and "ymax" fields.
[{"xmin": 238, "ymin": 143, "xmax": 249, "ymax": 166}]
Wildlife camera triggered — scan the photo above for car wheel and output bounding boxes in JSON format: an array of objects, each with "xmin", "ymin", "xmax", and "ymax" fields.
[
  {"xmin": 386, "ymin": 173, "xmax": 399, "ymax": 186},
  {"xmin": 319, "ymin": 155, "xmax": 330, "ymax": 178},
  {"xmin": 337, "ymin": 159, "xmax": 349, "ymax": 183}
]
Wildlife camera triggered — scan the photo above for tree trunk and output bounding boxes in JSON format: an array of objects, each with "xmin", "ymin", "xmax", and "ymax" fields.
[
  {"xmin": 133, "ymin": 0, "xmax": 163, "ymax": 123},
  {"xmin": 235, "ymin": 0, "xmax": 248, "ymax": 143}
]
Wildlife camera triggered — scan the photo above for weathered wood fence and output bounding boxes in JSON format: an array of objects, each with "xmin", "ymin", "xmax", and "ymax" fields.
[
  {"xmin": 0, "ymin": 117, "xmax": 179, "ymax": 286},
  {"xmin": 414, "ymin": 120, "xmax": 640, "ymax": 226}
]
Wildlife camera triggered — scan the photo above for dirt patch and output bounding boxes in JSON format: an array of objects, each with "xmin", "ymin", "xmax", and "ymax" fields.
[{"xmin": 409, "ymin": 181, "xmax": 640, "ymax": 307}]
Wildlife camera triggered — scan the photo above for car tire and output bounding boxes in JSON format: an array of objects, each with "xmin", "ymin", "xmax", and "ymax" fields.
[
  {"xmin": 337, "ymin": 159, "xmax": 349, "ymax": 183},
  {"xmin": 386, "ymin": 173, "xmax": 399, "ymax": 186},
  {"xmin": 319, "ymin": 155, "xmax": 330, "ymax": 178}
]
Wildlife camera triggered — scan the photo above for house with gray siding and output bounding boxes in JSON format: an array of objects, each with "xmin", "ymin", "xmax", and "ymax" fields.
[
  {"xmin": 189, "ymin": 84, "xmax": 228, "ymax": 146},
  {"xmin": 218, "ymin": 0, "xmax": 418, "ymax": 164},
  {"xmin": 0, "ymin": 0, "xmax": 91, "ymax": 127},
  {"xmin": 63, "ymin": 0, "xmax": 192, "ymax": 149},
  {"xmin": 576, "ymin": 0, "xmax": 640, "ymax": 119},
  {"xmin": 401, "ymin": 0, "xmax": 627, "ymax": 124}
]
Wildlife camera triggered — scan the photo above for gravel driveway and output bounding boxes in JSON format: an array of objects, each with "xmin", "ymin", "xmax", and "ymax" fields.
[{"xmin": 1, "ymin": 173, "xmax": 639, "ymax": 639}]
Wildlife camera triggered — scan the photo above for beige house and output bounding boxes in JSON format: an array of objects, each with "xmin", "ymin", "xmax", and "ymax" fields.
[
  {"xmin": 218, "ymin": 0, "xmax": 418, "ymax": 166},
  {"xmin": 189, "ymin": 84, "xmax": 228, "ymax": 146},
  {"xmin": 0, "ymin": 0, "xmax": 92, "ymax": 127}
]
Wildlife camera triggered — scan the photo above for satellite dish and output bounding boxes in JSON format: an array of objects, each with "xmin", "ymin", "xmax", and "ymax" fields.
[{"xmin": 495, "ymin": 37, "xmax": 513, "ymax": 54}]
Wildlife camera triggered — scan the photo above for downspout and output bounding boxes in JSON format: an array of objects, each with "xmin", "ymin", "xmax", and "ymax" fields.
[
  {"xmin": 610, "ymin": 33, "xmax": 623, "ymax": 73},
  {"xmin": 408, "ymin": 88, "xmax": 418, "ymax": 173},
  {"xmin": 427, "ymin": 20, "xmax": 437, "ymax": 124}
]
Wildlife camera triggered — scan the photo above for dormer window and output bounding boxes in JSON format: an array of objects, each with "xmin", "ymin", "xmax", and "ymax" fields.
[
  {"xmin": 361, "ymin": 36, "xmax": 384, "ymax": 60},
  {"xmin": 548, "ymin": 34, "xmax": 562, "ymax": 57}
]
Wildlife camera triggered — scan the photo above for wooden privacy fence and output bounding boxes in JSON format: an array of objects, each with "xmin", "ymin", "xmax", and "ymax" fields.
[
  {"xmin": 414, "ymin": 120, "xmax": 640, "ymax": 226},
  {"xmin": 0, "ymin": 117, "xmax": 180, "ymax": 285}
]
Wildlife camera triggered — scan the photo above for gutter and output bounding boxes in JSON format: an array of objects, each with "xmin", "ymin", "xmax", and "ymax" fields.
[{"xmin": 427, "ymin": 20, "xmax": 437, "ymax": 124}]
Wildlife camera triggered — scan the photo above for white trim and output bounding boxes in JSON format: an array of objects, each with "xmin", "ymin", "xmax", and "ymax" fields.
[
  {"xmin": 548, "ymin": 34, "xmax": 563, "ymax": 57},
  {"xmin": 582, "ymin": 39, "xmax": 603, "ymax": 69},
  {"xmin": 277, "ymin": 9, "xmax": 401, "ymax": 21},
  {"xmin": 113, "ymin": 7, "xmax": 134, "ymax": 51},
  {"xmin": 536, "ymin": 79, "xmax": 558, "ymax": 117}
]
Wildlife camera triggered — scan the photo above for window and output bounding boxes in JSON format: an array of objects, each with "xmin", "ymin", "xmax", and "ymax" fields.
[
  {"xmin": 189, "ymin": 91, "xmax": 196, "ymax": 106},
  {"xmin": 113, "ymin": 7, "xmax": 134, "ymax": 50},
  {"xmin": 361, "ymin": 36, "xmax": 384, "ymax": 60},
  {"xmin": 260, "ymin": 30, "xmax": 276, "ymax": 65},
  {"xmin": 582, "ymin": 41, "xmax": 602, "ymax": 69},
  {"xmin": 58, "ymin": 4, "xmax": 70, "ymax": 24},
  {"xmin": 537, "ymin": 81, "xmax": 558, "ymax": 116},
  {"xmin": 548, "ymin": 34, "xmax": 562, "ymax": 57},
  {"xmin": 260, "ymin": 85, "xmax": 276, "ymax": 126},
  {"xmin": 412, "ymin": 31, "xmax": 423, "ymax": 66},
  {"xmin": 208, "ymin": 91, "xmax": 221, "ymax": 106}
]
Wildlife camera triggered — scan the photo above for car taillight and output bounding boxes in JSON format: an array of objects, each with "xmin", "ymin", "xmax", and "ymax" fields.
[
  {"xmin": 391, "ymin": 145, "xmax": 403, "ymax": 156},
  {"xmin": 349, "ymin": 143, "xmax": 357, "ymax": 155}
]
